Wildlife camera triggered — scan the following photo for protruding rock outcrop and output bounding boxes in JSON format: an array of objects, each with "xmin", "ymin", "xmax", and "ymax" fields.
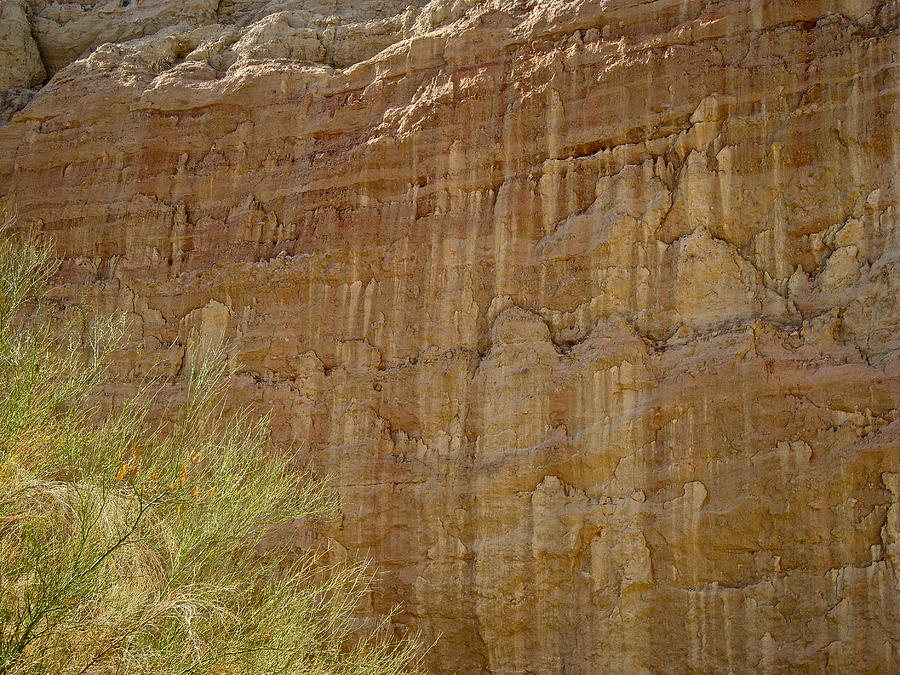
[{"xmin": 1, "ymin": 0, "xmax": 899, "ymax": 672}]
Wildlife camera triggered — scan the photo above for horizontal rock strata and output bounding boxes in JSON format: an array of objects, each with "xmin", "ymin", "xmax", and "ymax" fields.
[{"xmin": 1, "ymin": 0, "xmax": 899, "ymax": 672}]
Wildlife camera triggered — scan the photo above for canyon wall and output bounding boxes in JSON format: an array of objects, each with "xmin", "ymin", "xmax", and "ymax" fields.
[{"xmin": 2, "ymin": 0, "xmax": 899, "ymax": 671}]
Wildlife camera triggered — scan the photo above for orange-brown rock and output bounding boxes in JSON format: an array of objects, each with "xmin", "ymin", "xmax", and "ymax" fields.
[{"xmin": 1, "ymin": 0, "xmax": 899, "ymax": 672}]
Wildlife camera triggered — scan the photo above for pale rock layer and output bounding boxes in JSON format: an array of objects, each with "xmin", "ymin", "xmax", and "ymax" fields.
[
  {"xmin": 1, "ymin": 0, "xmax": 900, "ymax": 672},
  {"xmin": 0, "ymin": 0, "xmax": 45, "ymax": 122}
]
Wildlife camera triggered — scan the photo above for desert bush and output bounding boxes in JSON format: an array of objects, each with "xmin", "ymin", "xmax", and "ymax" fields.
[{"xmin": 0, "ymin": 213, "xmax": 420, "ymax": 674}]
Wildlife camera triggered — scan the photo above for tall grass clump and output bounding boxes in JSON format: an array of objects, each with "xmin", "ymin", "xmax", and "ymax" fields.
[{"xmin": 0, "ymin": 213, "xmax": 420, "ymax": 674}]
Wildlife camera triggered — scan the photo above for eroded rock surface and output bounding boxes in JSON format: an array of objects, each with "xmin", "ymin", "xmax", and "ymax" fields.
[{"xmin": 1, "ymin": 0, "xmax": 899, "ymax": 672}]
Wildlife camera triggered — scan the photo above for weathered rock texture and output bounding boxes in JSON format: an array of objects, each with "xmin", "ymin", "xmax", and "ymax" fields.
[{"xmin": 2, "ymin": 0, "xmax": 900, "ymax": 672}]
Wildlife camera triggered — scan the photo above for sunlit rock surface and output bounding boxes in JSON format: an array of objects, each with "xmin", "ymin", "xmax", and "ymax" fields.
[{"xmin": 1, "ymin": 0, "xmax": 899, "ymax": 671}]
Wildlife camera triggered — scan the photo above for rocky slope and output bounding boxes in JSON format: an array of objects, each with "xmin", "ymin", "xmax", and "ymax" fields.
[{"xmin": 2, "ymin": 0, "xmax": 899, "ymax": 671}]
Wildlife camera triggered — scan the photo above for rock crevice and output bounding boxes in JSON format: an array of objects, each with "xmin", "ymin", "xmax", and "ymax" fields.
[{"xmin": 1, "ymin": 0, "xmax": 899, "ymax": 672}]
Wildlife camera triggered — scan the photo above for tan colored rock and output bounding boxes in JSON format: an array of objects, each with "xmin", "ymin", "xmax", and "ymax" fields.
[
  {"xmin": 1, "ymin": 0, "xmax": 899, "ymax": 672},
  {"xmin": 26, "ymin": 0, "xmax": 219, "ymax": 75},
  {"xmin": 0, "ymin": 0, "xmax": 45, "ymax": 90}
]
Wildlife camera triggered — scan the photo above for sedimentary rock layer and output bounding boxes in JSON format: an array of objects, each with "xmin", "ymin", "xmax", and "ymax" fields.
[{"xmin": 1, "ymin": 0, "xmax": 899, "ymax": 672}]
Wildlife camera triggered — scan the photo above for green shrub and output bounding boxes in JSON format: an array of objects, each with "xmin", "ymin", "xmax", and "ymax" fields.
[{"xmin": 0, "ymin": 213, "xmax": 420, "ymax": 674}]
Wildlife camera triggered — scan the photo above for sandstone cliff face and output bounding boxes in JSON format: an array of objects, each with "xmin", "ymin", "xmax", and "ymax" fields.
[{"xmin": 1, "ymin": 0, "xmax": 899, "ymax": 672}]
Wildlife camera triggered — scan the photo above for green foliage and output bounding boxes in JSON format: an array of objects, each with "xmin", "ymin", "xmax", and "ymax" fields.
[{"xmin": 0, "ymin": 214, "xmax": 420, "ymax": 674}]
